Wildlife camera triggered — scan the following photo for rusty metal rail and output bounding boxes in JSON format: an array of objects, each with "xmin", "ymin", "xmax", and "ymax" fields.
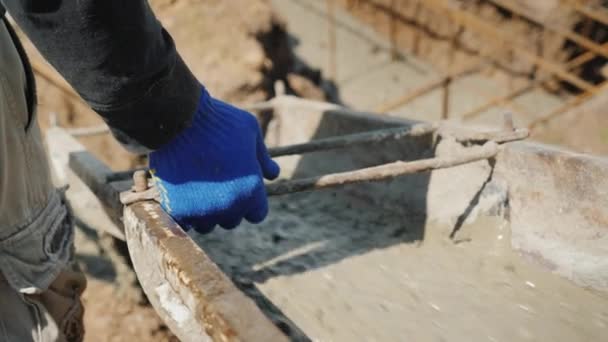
[{"xmin": 123, "ymin": 201, "xmax": 289, "ymax": 342}]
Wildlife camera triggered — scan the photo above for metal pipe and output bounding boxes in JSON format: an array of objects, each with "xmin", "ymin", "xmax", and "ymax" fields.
[
  {"xmin": 269, "ymin": 123, "xmax": 437, "ymax": 157},
  {"xmin": 266, "ymin": 141, "xmax": 499, "ymax": 196}
]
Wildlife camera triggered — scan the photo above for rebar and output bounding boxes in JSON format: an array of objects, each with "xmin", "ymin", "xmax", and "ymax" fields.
[{"xmin": 266, "ymin": 141, "xmax": 499, "ymax": 196}]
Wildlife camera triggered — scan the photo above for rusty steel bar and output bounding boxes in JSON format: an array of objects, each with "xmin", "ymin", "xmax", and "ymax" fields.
[
  {"xmin": 529, "ymin": 82, "xmax": 608, "ymax": 129},
  {"xmin": 412, "ymin": 0, "xmax": 423, "ymax": 55},
  {"xmin": 107, "ymin": 125, "xmax": 440, "ymax": 185},
  {"xmin": 327, "ymin": 0, "xmax": 338, "ymax": 79},
  {"xmin": 441, "ymin": 76, "xmax": 451, "ymax": 119},
  {"xmin": 563, "ymin": 0, "xmax": 608, "ymax": 26},
  {"xmin": 461, "ymin": 41, "xmax": 608, "ymax": 120},
  {"xmin": 487, "ymin": 0, "xmax": 608, "ymax": 59},
  {"xmin": 119, "ymin": 126, "xmax": 528, "ymax": 205},
  {"xmin": 422, "ymin": 0, "xmax": 598, "ymax": 93},
  {"xmin": 117, "ymin": 123, "xmax": 528, "ymax": 205},
  {"xmin": 105, "ymin": 123, "xmax": 526, "ymax": 197},
  {"xmin": 266, "ymin": 141, "xmax": 499, "ymax": 196},
  {"xmin": 452, "ymin": 128, "xmax": 529, "ymax": 144},
  {"xmin": 269, "ymin": 123, "xmax": 437, "ymax": 157},
  {"xmin": 389, "ymin": 0, "xmax": 400, "ymax": 60}
]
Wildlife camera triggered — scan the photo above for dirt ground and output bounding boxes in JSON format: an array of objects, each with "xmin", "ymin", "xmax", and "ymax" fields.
[
  {"xmin": 81, "ymin": 279, "xmax": 178, "ymax": 342},
  {"xmin": 11, "ymin": 0, "xmax": 607, "ymax": 340}
]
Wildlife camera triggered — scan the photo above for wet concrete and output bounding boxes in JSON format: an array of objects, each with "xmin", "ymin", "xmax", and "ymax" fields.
[{"xmin": 192, "ymin": 188, "xmax": 608, "ymax": 341}]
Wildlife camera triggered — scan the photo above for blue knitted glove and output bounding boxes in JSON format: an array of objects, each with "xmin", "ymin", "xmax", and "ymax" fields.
[{"xmin": 149, "ymin": 88, "xmax": 280, "ymax": 233}]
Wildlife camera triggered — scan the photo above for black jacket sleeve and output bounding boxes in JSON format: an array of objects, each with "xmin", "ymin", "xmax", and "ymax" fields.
[{"xmin": 1, "ymin": 0, "xmax": 201, "ymax": 151}]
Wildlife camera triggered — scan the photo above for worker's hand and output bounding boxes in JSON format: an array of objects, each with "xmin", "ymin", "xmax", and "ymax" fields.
[{"xmin": 149, "ymin": 88, "xmax": 280, "ymax": 233}]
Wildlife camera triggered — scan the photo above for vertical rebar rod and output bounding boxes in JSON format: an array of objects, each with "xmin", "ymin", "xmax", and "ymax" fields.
[
  {"xmin": 441, "ymin": 77, "xmax": 451, "ymax": 119},
  {"xmin": 389, "ymin": 0, "xmax": 399, "ymax": 60},
  {"xmin": 327, "ymin": 0, "xmax": 338, "ymax": 80},
  {"xmin": 412, "ymin": 0, "xmax": 422, "ymax": 55}
]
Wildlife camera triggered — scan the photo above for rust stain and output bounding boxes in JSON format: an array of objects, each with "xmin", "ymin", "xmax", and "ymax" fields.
[{"xmin": 127, "ymin": 200, "xmax": 287, "ymax": 341}]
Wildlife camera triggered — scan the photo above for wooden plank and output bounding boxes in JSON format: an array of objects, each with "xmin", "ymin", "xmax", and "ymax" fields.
[{"xmin": 124, "ymin": 201, "xmax": 289, "ymax": 342}]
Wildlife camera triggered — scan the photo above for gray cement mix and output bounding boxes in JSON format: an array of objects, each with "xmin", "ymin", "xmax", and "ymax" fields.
[{"xmin": 192, "ymin": 178, "xmax": 608, "ymax": 341}]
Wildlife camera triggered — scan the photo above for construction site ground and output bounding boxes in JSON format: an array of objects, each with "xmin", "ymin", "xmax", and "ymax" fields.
[{"xmin": 13, "ymin": 0, "xmax": 608, "ymax": 340}]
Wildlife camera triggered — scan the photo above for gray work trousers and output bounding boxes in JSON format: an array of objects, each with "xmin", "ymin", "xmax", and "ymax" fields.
[{"xmin": 0, "ymin": 18, "xmax": 85, "ymax": 342}]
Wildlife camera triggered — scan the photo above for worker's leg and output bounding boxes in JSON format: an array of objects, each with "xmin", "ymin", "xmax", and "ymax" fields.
[{"xmin": 0, "ymin": 18, "xmax": 86, "ymax": 342}]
